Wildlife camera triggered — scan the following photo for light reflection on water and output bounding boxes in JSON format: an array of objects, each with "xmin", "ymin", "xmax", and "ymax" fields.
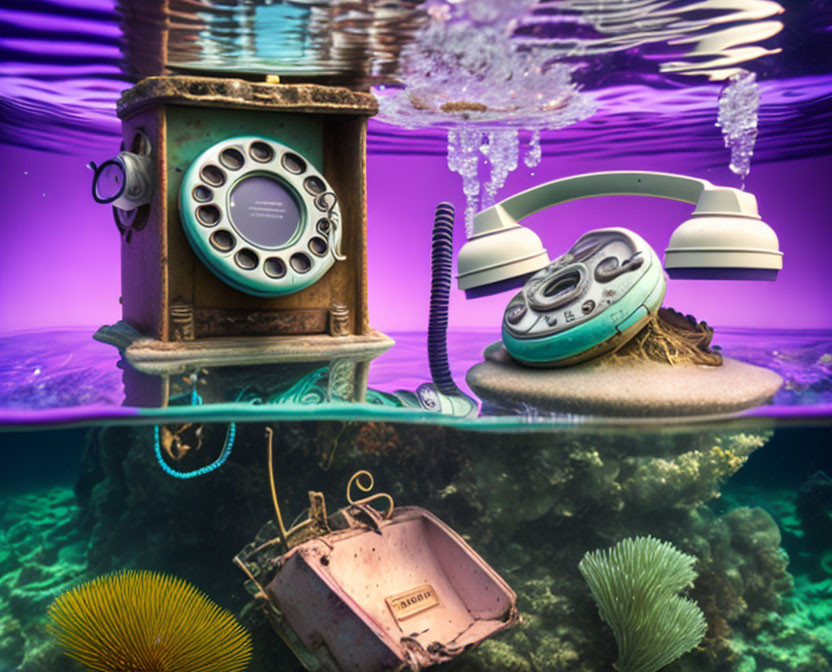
[
  {"xmin": 0, "ymin": 328, "xmax": 829, "ymax": 422},
  {"xmin": 0, "ymin": 0, "xmax": 830, "ymax": 160}
]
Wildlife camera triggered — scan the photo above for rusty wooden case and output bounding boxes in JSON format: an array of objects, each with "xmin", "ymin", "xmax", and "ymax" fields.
[{"xmin": 115, "ymin": 76, "xmax": 379, "ymax": 344}]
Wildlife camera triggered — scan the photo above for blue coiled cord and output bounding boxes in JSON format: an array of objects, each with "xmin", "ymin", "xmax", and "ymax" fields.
[
  {"xmin": 427, "ymin": 202, "xmax": 461, "ymax": 396},
  {"xmin": 153, "ymin": 388, "xmax": 236, "ymax": 479}
]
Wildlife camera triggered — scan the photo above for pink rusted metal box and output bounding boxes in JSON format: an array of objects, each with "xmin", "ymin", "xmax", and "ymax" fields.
[{"xmin": 264, "ymin": 505, "xmax": 518, "ymax": 671}]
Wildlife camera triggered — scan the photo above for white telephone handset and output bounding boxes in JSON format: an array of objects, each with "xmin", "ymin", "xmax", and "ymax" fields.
[
  {"xmin": 454, "ymin": 171, "xmax": 782, "ymax": 366},
  {"xmin": 456, "ymin": 170, "xmax": 782, "ymax": 298}
]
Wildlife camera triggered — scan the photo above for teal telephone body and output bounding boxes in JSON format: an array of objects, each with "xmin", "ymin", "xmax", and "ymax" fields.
[
  {"xmin": 501, "ymin": 228, "xmax": 666, "ymax": 366},
  {"xmin": 179, "ymin": 135, "xmax": 343, "ymax": 298},
  {"xmin": 456, "ymin": 170, "xmax": 783, "ymax": 367}
]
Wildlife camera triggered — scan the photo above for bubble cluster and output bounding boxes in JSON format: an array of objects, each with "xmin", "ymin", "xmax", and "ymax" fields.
[
  {"xmin": 374, "ymin": 0, "xmax": 595, "ymax": 233},
  {"xmin": 716, "ymin": 70, "xmax": 761, "ymax": 188}
]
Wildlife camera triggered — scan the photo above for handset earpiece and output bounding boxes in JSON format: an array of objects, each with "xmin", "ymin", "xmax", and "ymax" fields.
[{"xmin": 458, "ymin": 171, "xmax": 782, "ymax": 297}]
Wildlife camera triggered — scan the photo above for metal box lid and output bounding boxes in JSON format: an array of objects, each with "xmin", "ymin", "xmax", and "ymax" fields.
[
  {"xmin": 261, "ymin": 505, "xmax": 518, "ymax": 671},
  {"xmin": 117, "ymin": 76, "xmax": 378, "ymax": 119}
]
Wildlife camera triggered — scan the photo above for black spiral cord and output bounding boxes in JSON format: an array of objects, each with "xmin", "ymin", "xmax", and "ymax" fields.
[{"xmin": 427, "ymin": 202, "xmax": 461, "ymax": 396}]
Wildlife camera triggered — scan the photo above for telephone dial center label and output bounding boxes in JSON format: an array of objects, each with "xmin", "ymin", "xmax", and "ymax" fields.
[{"xmin": 229, "ymin": 176, "xmax": 300, "ymax": 248}]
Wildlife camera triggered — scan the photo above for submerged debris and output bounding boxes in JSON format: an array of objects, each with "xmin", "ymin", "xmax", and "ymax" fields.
[
  {"xmin": 613, "ymin": 307, "xmax": 723, "ymax": 367},
  {"xmin": 10, "ymin": 421, "xmax": 829, "ymax": 672}
]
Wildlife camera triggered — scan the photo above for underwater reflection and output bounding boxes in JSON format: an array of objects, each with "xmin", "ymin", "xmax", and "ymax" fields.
[
  {"xmin": 118, "ymin": 0, "xmax": 788, "ymax": 83},
  {"xmin": 0, "ymin": 329, "xmax": 831, "ymax": 425},
  {"xmin": 3, "ymin": 0, "xmax": 832, "ymax": 160},
  {"xmin": 101, "ymin": 325, "xmax": 832, "ymax": 422},
  {"xmin": 126, "ymin": 356, "xmax": 478, "ymax": 417}
]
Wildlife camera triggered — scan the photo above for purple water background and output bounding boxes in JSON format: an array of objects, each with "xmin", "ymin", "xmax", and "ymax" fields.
[
  {"xmin": 2, "ymin": 143, "xmax": 831, "ymax": 334},
  {"xmin": 1, "ymin": 1, "xmax": 831, "ymax": 346}
]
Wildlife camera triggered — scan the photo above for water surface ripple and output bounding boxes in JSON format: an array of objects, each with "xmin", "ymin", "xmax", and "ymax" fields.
[
  {"xmin": 0, "ymin": 329, "xmax": 829, "ymax": 426},
  {"xmin": 0, "ymin": 0, "xmax": 830, "ymax": 161}
]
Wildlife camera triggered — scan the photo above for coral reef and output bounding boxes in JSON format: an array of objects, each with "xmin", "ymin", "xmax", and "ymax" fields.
[
  {"xmin": 683, "ymin": 506, "xmax": 793, "ymax": 664},
  {"xmin": 797, "ymin": 472, "xmax": 832, "ymax": 554},
  {"xmin": 716, "ymin": 477, "xmax": 832, "ymax": 672},
  {"xmin": 0, "ymin": 487, "xmax": 91, "ymax": 672},
  {"xmin": 3, "ymin": 421, "xmax": 829, "ymax": 672},
  {"xmin": 621, "ymin": 434, "xmax": 767, "ymax": 513},
  {"xmin": 49, "ymin": 570, "xmax": 252, "ymax": 672}
]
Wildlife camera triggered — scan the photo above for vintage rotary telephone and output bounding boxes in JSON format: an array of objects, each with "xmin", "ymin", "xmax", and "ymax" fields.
[
  {"xmin": 456, "ymin": 171, "xmax": 783, "ymax": 366},
  {"xmin": 179, "ymin": 135, "xmax": 344, "ymax": 297},
  {"xmin": 88, "ymin": 76, "xmax": 387, "ymax": 347},
  {"xmin": 93, "ymin": 134, "xmax": 343, "ymax": 297}
]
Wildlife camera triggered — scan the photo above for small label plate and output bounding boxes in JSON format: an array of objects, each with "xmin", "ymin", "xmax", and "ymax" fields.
[{"xmin": 385, "ymin": 584, "xmax": 439, "ymax": 622}]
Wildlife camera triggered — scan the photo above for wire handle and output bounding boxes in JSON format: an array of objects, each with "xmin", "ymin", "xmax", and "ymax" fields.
[
  {"xmin": 266, "ymin": 427, "xmax": 290, "ymax": 546},
  {"xmin": 346, "ymin": 470, "xmax": 394, "ymax": 519}
]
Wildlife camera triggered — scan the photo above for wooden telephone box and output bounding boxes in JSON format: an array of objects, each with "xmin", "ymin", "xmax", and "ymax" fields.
[{"xmin": 94, "ymin": 76, "xmax": 392, "ymax": 369}]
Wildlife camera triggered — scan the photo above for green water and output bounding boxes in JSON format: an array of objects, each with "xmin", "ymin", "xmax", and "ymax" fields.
[{"xmin": 2, "ymin": 421, "xmax": 831, "ymax": 672}]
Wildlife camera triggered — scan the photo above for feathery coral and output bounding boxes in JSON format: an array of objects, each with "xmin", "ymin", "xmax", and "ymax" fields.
[
  {"xmin": 47, "ymin": 570, "xmax": 252, "ymax": 672},
  {"xmin": 579, "ymin": 536, "xmax": 707, "ymax": 672}
]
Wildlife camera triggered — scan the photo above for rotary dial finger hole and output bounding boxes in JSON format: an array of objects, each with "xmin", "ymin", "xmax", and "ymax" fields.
[
  {"xmin": 249, "ymin": 141, "xmax": 273, "ymax": 163},
  {"xmin": 308, "ymin": 237, "xmax": 328, "ymax": 257},
  {"xmin": 210, "ymin": 229, "xmax": 235, "ymax": 252},
  {"xmin": 201, "ymin": 164, "xmax": 225, "ymax": 187},
  {"xmin": 264, "ymin": 257, "xmax": 286, "ymax": 278},
  {"xmin": 235, "ymin": 248, "xmax": 259, "ymax": 270},
  {"xmin": 281, "ymin": 152, "xmax": 306, "ymax": 174},
  {"xmin": 193, "ymin": 185, "xmax": 212, "ymax": 202},
  {"xmin": 196, "ymin": 205, "xmax": 221, "ymax": 226},
  {"xmin": 220, "ymin": 148, "xmax": 245, "ymax": 170},
  {"xmin": 290, "ymin": 252, "xmax": 311, "ymax": 273}
]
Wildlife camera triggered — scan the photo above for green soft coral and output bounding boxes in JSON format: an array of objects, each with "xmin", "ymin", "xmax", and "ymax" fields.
[{"xmin": 579, "ymin": 536, "xmax": 707, "ymax": 672}]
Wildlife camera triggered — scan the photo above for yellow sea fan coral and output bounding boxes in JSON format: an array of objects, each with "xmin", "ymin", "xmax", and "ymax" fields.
[{"xmin": 47, "ymin": 570, "xmax": 252, "ymax": 672}]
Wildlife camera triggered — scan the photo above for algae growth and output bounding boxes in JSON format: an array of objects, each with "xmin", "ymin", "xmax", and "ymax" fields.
[{"xmin": 0, "ymin": 423, "xmax": 830, "ymax": 672}]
